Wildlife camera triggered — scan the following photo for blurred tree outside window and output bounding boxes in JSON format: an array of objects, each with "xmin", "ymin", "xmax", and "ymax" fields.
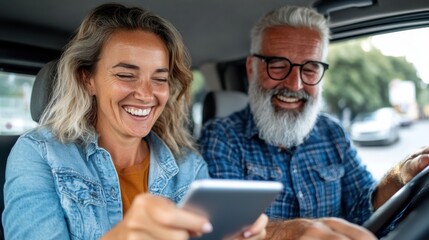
[
  {"xmin": 323, "ymin": 37, "xmax": 424, "ymax": 125},
  {"xmin": 322, "ymin": 27, "xmax": 429, "ymax": 180},
  {"xmin": 0, "ymin": 71, "xmax": 37, "ymax": 134}
]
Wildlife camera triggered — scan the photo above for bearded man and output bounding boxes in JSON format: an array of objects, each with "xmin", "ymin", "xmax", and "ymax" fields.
[{"xmin": 198, "ymin": 5, "xmax": 429, "ymax": 239}]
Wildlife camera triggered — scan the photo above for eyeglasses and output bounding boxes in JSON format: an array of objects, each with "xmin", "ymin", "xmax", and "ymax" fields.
[{"xmin": 252, "ymin": 54, "xmax": 329, "ymax": 86}]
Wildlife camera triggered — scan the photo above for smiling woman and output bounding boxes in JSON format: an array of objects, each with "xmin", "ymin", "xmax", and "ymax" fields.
[
  {"xmin": 87, "ymin": 30, "xmax": 171, "ymax": 162},
  {"xmin": 2, "ymin": 3, "xmax": 269, "ymax": 240}
]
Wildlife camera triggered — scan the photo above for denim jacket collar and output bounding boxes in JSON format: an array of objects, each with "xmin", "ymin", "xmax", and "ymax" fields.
[
  {"xmin": 146, "ymin": 132, "xmax": 180, "ymax": 193},
  {"xmin": 81, "ymin": 130, "xmax": 180, "ymax": 193},
  {"xmin": 84, "ymin": 133, "xmax": 99, "ymax": 161}
]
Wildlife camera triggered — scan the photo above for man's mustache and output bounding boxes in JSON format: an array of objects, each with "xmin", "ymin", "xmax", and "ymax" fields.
[{"xmin": 269, "ymin": 89, "xmax": 310, "ymax": 100}]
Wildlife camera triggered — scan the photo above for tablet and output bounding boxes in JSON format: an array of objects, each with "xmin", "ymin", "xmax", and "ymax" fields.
[{"xmin": 178, "ymin": 179, "xmax": 283, "ymax": 240}]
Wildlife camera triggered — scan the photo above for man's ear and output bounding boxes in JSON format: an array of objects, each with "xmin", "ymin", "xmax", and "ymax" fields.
[{"xmin": 246, "ymin": 56, "xmax": 253, "ymax": 83}]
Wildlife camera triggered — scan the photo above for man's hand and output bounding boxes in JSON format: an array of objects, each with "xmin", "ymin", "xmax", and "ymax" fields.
[
  {"xmin": 374, "ymin": 146, "xmax": 429, "ymax": 209},
  {"xmin": 265, "ymin": 218, "xmax": 376, "ymax": 240},
  {"xmin": 298, "ymin": 218, "xmax": 377, "ymax": 240},
  {"xmin": 395, "ymin": 146, "xmax": 429, "ymax": 184},
  {"xmin": 265, "ymin": 219, "xmax": 314, "ymax": 240}
]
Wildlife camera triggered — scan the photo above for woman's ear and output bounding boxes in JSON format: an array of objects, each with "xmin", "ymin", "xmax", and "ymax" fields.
[{"xmin": 81, "ymin": 69, "xmax": 95, "ymax": 96}]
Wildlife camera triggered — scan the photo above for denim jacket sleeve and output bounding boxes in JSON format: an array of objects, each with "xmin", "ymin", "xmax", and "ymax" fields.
[{"xmin": 3, "ymin": 135, "xmax": 71, "ymax": 240}]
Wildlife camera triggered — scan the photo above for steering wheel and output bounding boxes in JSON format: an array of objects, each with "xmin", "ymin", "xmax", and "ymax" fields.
[
  {"xmin": 382, "ymin": 188, "xmax": 429, "ymax": 240},
  {"xmin": 362, "ymin": 166, "xmax": 429, "ymax": 237}
]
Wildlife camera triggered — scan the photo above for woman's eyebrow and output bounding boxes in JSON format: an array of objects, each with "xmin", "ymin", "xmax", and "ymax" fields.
[
  {"xmin": 112, "ymin": 63, "xmax": 168, "ymax": 73},
  {"xmin": 112, "ymin": 62, "xmax": 139, "ymax": 70},
  {"xmin": 155, "ymin": 68, "xmax": 169, "ymax": 73}
]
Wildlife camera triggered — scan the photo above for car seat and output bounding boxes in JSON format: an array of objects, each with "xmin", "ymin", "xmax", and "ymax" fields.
[
  {"xmin": 0, "ymin": 60, "xmax": 57, "ymax": 240},
  {"xmin": 0, "ymin": 135, "xmax": 18, "ymax": 239},
  {"xmin": 202, "ymin": 90, "xmax": 248, "ymax": 124},
  {"xmin": 30, "ymin": 60, "xmax": 58, "ymax": 123},
  {"xmin": 201, "ymin": 60, "xmax": 249, "ymax": 125}
]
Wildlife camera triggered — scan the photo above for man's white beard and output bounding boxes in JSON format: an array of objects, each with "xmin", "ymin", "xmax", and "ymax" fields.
[{"xmin": 248, "ymin": 75, "xmax": 321, "ymax": 148}]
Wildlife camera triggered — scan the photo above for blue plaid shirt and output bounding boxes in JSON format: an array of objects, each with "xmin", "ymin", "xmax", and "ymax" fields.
[{"xmin": 198, "ymin": 106, "xmax": 377, "ymax": 224}]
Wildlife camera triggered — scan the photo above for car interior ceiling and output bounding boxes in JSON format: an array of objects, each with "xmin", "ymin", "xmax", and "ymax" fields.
[{"xmin": 2, "ymin": 0, "xmax": 429, "ymax": 70}]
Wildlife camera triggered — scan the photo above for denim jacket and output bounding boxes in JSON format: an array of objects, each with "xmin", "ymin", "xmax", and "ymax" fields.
[{"xmin": 3, "ymin": 128, "xmax": 209, "ymax": 240}]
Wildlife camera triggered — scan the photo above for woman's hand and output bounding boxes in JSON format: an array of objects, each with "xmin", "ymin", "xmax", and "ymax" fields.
[
  {"xmin": 231, "ymin": 214, "xmax": 268, "ymax": 240},
  {"xmin": 101, "ymin": 193, "xmax": 212, "ymax": 240}
]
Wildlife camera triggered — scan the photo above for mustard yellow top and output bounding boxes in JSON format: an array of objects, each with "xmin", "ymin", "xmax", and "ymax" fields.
[{"xmin": 115, "ymin": 153, "xmax": 150, "ymax": 215}]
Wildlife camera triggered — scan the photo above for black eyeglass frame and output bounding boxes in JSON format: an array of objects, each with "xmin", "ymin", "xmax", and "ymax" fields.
[{"xmin": 252, "ymin": 54, "xmax": 329, "ymax": 86}]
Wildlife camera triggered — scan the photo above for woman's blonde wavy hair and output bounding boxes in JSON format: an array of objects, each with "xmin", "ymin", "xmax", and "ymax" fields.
[{"xmin": 39, "ymin": 3, "xmax": 195, "ymax": 157}]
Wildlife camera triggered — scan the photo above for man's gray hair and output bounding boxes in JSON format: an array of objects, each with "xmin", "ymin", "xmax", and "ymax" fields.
[{"xmin": 250, "ymin": 5, "xmax": 330, "ymax": 60}]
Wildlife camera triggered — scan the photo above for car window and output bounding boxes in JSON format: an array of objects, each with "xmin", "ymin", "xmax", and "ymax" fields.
[
  {"xmin": 191, "ymin": 70, "xmax": 207, "ymax": 138},
  {"xmin": 354, "ymin": 112, "xmax": 376, "ymax": 122},
  {"xmin": 323, "ymin": 27, "xmax": 429, "ymax": 180},
  {"xmin": 0, "ymin": 71, "xmax": 37, "ymax": 135}
]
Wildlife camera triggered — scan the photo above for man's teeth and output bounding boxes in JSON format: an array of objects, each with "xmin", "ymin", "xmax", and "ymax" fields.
[
  {"xmin": 276, "ymin": 95, "xmax": 299, "ymax": 103},
  {"xmin": 125, "ymin": 107, "xmax": 151, "ymax": 116}
]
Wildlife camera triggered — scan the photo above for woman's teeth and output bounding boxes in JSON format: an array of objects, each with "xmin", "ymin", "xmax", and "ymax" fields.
[{"xmin": 125, "ymin": 107, "xmax": 151, "ymax": 116}]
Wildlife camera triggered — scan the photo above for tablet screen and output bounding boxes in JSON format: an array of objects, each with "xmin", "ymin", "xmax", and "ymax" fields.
[{"xmin": 178, "ymin": 179, "xmax": 283, "ymax": 239}]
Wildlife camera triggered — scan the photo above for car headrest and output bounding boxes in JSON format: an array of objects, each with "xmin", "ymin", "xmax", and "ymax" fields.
[
  {"xmin": 30, "ymin": 60, "xmax": 58, "ymax": 123},
  {"xmin": 223, "ymin": 62, "xmax": 248, "ymax": 92},
  {"xmin": 202, "ymin": 90, "xmax": 248, "ymax": 124}
]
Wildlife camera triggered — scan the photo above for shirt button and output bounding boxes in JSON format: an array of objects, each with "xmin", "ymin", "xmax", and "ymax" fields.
[
  {"xmin": 90, "ymin": 191, "xmax": 98, "ymax": 198},
  {"xmin": 298, "ymin": 191, "xmax": 304, "ymax": 199},
  {"xmin": 110, "ymin": 187, "xmax": 117, "ymax": 199}
]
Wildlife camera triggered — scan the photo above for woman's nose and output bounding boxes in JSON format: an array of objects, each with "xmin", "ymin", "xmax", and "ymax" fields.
[{"xmin": 134, "ymin": 78, "xmax": 154, "ymax": 100}]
